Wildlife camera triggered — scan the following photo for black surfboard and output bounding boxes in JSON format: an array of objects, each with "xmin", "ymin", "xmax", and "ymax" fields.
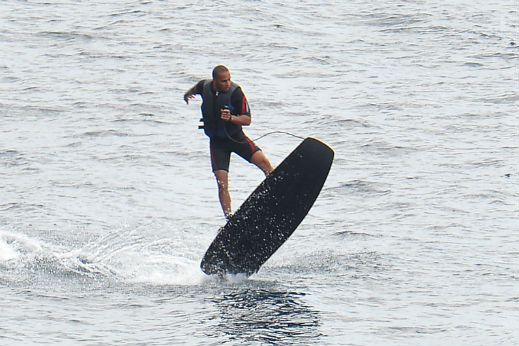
[{"xmin": 200, "ymin": 137, "xmax": 334, "ymax": 277}]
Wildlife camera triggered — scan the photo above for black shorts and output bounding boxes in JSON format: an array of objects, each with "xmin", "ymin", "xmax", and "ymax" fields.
[{"xmin": 209, "ymin": 133, "xmax": 261, "ymax": 172}]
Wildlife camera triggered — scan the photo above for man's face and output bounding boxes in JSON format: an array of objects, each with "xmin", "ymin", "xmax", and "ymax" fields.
[{"xmin": 214, "ymin": 71, "xmax": 231, "ymax": 93}]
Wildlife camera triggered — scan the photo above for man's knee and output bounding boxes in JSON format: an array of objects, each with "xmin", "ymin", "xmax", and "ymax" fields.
[
  {"xmin": 251, "ymin": 151, "xmax": 264, "ymax": 163},
  {"xmin": 251, "ymin": 151, "xmax": 273, "ymax": 174}
]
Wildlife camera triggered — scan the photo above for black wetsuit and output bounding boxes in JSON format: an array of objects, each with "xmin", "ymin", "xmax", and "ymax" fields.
[{"xmin": 192, "ymin": 79, "xmax": 260, "ymax": 172}]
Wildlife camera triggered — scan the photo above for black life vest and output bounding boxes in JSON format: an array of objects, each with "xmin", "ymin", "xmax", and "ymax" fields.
[{"xmin": 200, "ymin": 80, "xmax": 241, "ymax": 138}]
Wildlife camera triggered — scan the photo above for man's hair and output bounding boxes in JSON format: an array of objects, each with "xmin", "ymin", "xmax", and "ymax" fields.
[{"xmin": 212, "ymin": 65, "xmax": 229, "ymax": 79}]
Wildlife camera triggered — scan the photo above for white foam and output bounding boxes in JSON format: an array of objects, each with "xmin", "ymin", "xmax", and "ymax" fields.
[
  {"xmin": 0, "ymin": 229, "xmax": 210, "ymax": 286},
  {"xmin": 0, "ymin": 231, "xmax": 43, "ymax": 262},
  {"xmin": 0, "ymin": 238, "xmax": 18, "ymax": 261},
  {"xmin": 53, "ymin": 228, "xmax": 208, "ymax": 286},
  {"xmin": 129, "ymin": 256, "xmax": 206, "ymax": 286}
]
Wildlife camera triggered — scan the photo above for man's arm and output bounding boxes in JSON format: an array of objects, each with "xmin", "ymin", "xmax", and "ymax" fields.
[
  {"xmin": 223, "ymin": 112, "xmax": 251, "ymax": 126},
  {"xmin": 184, "ymin": 81, "xmax": 203, "ymax": 104},
  {"xmin": 225, "ymin": 87, "xmax": 251, "ymax": 125}
]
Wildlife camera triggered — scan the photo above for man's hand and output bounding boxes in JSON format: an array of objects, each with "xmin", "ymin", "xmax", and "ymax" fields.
[
  {"xmin": 220, "ymin": 108, "xmax": 231, "ymax": 122},
  {"xmin": 184, "ymin": 93, "xmax": 195, "ymax": 104}
]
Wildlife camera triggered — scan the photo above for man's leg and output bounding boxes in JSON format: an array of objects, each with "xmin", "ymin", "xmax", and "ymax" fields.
[
  {"xmin": 214, "ymin": 169, "xmax": 232, "ymax": 218},
  {"xmin": 251, "ymin": 151, "xmax": 274, "ymax": 176}
]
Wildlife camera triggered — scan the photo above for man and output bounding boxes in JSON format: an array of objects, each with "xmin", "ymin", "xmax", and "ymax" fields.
[{"xmin": 184, "ymin": 65, "xmax": 274, "ymax": 220}]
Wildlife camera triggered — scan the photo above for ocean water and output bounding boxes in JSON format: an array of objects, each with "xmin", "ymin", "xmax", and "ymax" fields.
[{"xmin": 1, "ymin": 0, "xmax": 518, "ymax": 345}]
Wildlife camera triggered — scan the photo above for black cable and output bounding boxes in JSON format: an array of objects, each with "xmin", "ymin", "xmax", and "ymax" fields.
[
  {"xmin": 223, "ymin": 122, "xmax": 304, "ymax": 144},
  {"xmin": 251, "ymin": 130, "xmax": 305, "ymax": 141}
]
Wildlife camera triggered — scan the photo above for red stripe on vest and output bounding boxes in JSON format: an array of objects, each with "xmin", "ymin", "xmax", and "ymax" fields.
[{"xmin": 242, "ymin": 96, "xmax": 247, "ymax": 114}]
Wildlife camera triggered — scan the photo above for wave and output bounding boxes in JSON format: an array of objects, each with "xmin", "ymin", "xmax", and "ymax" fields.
[{"xmin": 0, "ymin": 229, "xmax": 205, "ymax": 286}]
